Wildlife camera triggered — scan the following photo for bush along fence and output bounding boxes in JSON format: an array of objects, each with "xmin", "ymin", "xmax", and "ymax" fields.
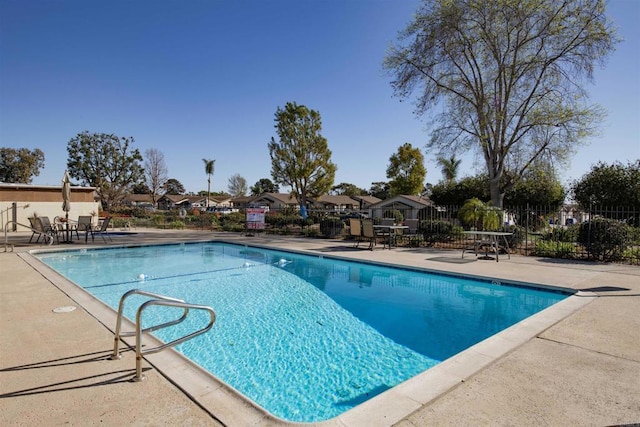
[
  {"xmin": 106, "ymin": 204, "xmax": 639, "ymax": 265},
  {"xmin": 416, "ymin": 204, "xmax": 639, "ymax": 265}
]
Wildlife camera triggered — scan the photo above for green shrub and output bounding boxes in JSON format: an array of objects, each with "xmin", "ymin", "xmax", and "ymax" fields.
[
  {"xmin": 221, "ymin": 223, "xmax": 245, "ymax": 232},
  {"xmin": 541, "ymin": 225, "xmax": 579, "ymax": 242},
  {"xmin": 169, "ymin": 220, "xmax": 185, "ymax": 229},
  {"xmin": 420, "ymin": 220, "xmax": 463, "ymax": 243},
  {"xmin": 108, "ymin": 217, "xmax": 126, "ymax": 228},
  {"xmin": 629, "ymin": 227, "xmax": 640, "ymax": 245},
  {"xmin": 577, "ymin": 218, "xmax": 631, "ymax": 262},
  {"xmin": 151, "ymin": 215, "xmax": 167, "ymax": 227},
  {"xmin": 622, "ymin": 247, "xmax": 640, "ymax": 264},
  {"xmin": 304, "ymin": 228, "xmax": 320, "ymax": 237},
  {"xmin": 534, "ymin": 240, "xmax": 575, "ymax": 258},
  {"xmin": 266, "ymin": 213, "xmax": 300, "ymax": 228},
  {"xmin": 499, "ymin": 224, "xmax": 526, "ymax": 248}
]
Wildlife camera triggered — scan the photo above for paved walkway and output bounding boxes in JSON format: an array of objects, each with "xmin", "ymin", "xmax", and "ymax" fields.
[{"xmin": 1, "ymin": 229, "xmax": 639, "ymax": 426}]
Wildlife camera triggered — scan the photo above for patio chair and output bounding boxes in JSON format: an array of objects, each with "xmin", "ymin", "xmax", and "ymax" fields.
[
  {"xmin": 361, "ymin": 219, "xmax": 383, "ymax": 250},
  {"xmin": 88, "ymin": 217, "xmax": 112, "ymax": 243},
  {"xmin": 348, "ymin": 218, "xmax": 362, "ymax": 248},
  {"xmin": 39, "ymin": 216, "xmax": 61, "ymax": 244},
  {"xmin": 28, "ymin": 217, "xmax": 45, "ymax": 243},
  {"xmin": 380, "ymin": 218, "xmax": 395, "ymax": 226},
  {"xmin": 77, "ymin": 216, "xmax": 93, "ymax": 241}
]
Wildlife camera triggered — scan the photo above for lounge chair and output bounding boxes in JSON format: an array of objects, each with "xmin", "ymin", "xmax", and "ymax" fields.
[
  {"xmin": 39, "ymin": 216, "xmax": 60, "ymax": 244},
  {"xmin": 361, "ymin": 219, "xmax": 383, "ymax": 250},
  {"xmin": 28, "ymin": 217, "xmax": 45, "ymax": 243},
  {"xmin": 87, "ymin": 217, "xmax": 112, "ymax": 243},
  {"xmin": 77, "ymin": 216, "xmax": 93, "ymax": 241},
  {"xmin": 348, "ymin": 218, "xmax": 362, "ymax": 248}
]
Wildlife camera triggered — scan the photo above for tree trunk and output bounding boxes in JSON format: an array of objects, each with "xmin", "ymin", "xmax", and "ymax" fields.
[{"xmin": 489, "ymin": 174, "xmax": 504, "ymax": 208}]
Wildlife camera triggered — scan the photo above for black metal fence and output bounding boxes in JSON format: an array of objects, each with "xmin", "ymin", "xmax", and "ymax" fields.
[
  {"xmin": 116, "ymin": 204, "xmax": 640, "ymax": 265},
  {"xmin": 414, "ymin": 204, "xmax": 639, "ymax": 265}
]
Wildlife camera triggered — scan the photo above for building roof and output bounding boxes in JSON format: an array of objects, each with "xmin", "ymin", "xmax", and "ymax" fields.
[
  {"xmin": 158, "ymin": 194, "xmax": 206, "ymax": 204},
  {"xmin": 369, "ymin": 195, "xmax": 433, "ymax": 209},
  {"xmin": 230, "ymin": 195, "xmax": 252, "ymax": 204},
  {"xmin": 312, "ymin": 195, "xmax": 358, "ymax": 206},
  {"xmin": 350, "ymin": 195, "xmax": 382, "ymax": 205},
  {"xmin": 249, "ymin": 192, "xmax": 298, "ymax": 205},
  {"xmin": 124, "ymin": 194, "xmax": 154, "ymax": 203},
  {"xmin": 0, "ymin": 183, "xmax": 96, "ymax": 191}
]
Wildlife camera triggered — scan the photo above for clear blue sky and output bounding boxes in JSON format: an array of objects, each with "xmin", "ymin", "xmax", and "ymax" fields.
[{"xmin": 1, "ymin": 0, "xmax": 638, "ymax": 195}]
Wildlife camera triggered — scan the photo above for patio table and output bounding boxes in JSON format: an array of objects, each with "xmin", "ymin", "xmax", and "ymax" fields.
[
  {"xmin": 373, "ymin": 225, "xmax": 408, "ymax": 249},
  {"xmin": 462, "ymin": 231, "xmax": 512, "ymax": 262}
]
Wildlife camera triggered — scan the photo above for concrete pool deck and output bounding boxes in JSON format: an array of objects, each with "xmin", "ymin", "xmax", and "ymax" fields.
[{"xmin": 1, "ymin": 229, "xmax": 639, "ymax": 426}]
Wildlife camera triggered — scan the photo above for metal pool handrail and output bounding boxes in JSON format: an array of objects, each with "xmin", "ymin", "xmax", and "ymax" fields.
[{"xmin": 110, "ymin": 289, "xmax": 216, "ymax": 382}]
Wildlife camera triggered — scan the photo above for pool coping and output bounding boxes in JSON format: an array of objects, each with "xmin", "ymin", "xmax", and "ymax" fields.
[{"xmin": 21, "ymin": 240, "xmax": 597, "ymax": 427}]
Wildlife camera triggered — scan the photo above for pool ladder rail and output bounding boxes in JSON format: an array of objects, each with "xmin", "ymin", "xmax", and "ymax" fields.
[{"xmin": 110, "ymin": 289, "xmax": 216, "ymax": 382}]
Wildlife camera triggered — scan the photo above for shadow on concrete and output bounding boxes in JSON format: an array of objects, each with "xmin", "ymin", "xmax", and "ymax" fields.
[
  {"xmin": 0, "ymin": 369, "xmax": 144, "ymax": 398},
  {"xmin": 0, "ymin": 348, "xmax": 135, "ymax": 372}
]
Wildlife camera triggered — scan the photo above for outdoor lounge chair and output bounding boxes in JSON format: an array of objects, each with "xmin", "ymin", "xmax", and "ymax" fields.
[
  {"xmin": 87, "ymin": 217, "xmax": 112, "ymax": 243},
  {"xmin": 28, "ymin": 217, "xmax": 45, "ymax": 243},
  {"xmin": 39, "ymin": 216, "xmax": 60, "ymax": 244},
  {"xmin": 361, "ymin": 219, "xmax": 382, "ymax": 250},
  {"xmin": 348, "ymin": 218, "xmax": 362, "ymax": 248},
  {"xmin": 77, "ymin": 216, "xmax": 93, "ymax": 241}
]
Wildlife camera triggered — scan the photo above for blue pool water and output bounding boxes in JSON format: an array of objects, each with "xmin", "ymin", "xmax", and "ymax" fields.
[{"xmin": 36, "ymin": 242, "xmax": 568, "ymax": 422}]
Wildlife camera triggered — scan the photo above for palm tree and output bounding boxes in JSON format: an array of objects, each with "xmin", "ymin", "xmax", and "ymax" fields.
[
  {"xmin": 202, "ymin": 158, "xmax": 215, "ymax": 208},
  {"xmin": 437, "ymin": 155, "xmax": 462, "ymax": 183}
]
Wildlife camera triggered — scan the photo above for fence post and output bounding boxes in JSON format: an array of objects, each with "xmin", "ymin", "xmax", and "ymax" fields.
[{"xmin": 525, "ymin": 203, "xmax": 530, "ymax": 256}]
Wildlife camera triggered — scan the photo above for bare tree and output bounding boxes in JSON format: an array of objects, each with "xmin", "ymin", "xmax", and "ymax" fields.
[
  {"xmin": 227, "ymin": 173, "xmax": 248, "ymax": 197},
  {"xmin": 385, "ymin": 0, "xmax": 618, "ymax": 207},
  {"xmin": 144, "ymin": 148, "xmax": 168, "ymax": 207}
]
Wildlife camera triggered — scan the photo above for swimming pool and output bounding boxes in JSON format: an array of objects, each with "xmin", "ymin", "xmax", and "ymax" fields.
[{"xmin": 35, "ymin": 242, "xmax": 570, "ymax": 423}]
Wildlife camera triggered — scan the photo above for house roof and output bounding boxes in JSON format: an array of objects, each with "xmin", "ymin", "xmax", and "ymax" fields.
[
  {"xmin": 351, "ymin": 195, "xmax": 382, "ymax": 205},
  {"xmin": 369, "ymin": 195, "xmax": 433, "ymax": 209},
  {"xmin": 230, "ymin": 195, "xmax": 252, "ymax": 204},
  {"xmin": 158, "ymin": 194, "xmax": 206, "ymax": 204},
  {"xmin": 249, "ymin": 192, "xmax": 298, "ymax": 205},
  {"xmin": 124, "ymin": 194, "xmax": 154, "ymax": 203},
  {"xmin": 312, "ymin": 195, "xmax": 358, "ymax": 206},
  {"xmin": 209, "ymin": 195, "xmax": 232, "ymax": 204}
]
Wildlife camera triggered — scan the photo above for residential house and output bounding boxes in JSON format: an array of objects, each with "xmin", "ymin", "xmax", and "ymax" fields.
[
  {"xmin": 209, "ymin": 195, "xmax": 234, "ymax": 209},
  {"xmin": 124, "ymin": 194, "xmax": 155, "ymax": 209},
  {"xmin": 368, "ymin": 195, "xmax": 433, "ymax": 220},
  {"xmin": 248, "ymin": 193, "xmax": 299, "ymax": 212},
  {"xmin": 230, "ymin": 195, "xmax": 252, "ymax": 210},
  {"xmin": 351, "ymin": 195, "xmax": 382, "ymax": 210},
  {"xmin": 309, "ymin": 195, "xmax": 359, "ymax": 212},
  {"xmin": 157, "ymin": 195, "xmax": 207, "ymax": 211}
]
